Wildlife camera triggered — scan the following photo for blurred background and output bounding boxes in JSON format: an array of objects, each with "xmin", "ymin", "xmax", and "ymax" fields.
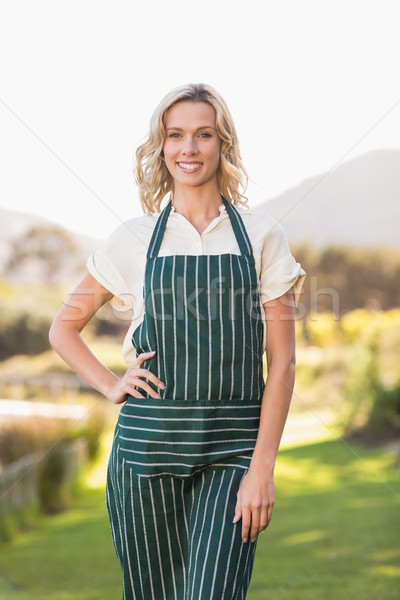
[{"xmin": 0, "ymin": 1, "xmax": 399, "ymax": 599}]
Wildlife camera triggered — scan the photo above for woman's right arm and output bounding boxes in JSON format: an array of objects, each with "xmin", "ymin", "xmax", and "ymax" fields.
[{"xmin": 49, "ymin": 272, "xmax": 164, "ymax": 404}]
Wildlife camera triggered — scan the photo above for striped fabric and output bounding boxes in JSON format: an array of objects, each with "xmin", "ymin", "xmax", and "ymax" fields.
[
  {"xmin": 106, "ymin": 196, "xmax": 265, "ymax": 599},
  {"xmin": 118, "ymin": 400, "xmax": 261, "ymax": 478},
  {"xmin": 107, "ymin": 435, "xmax": 258, "ymax": 600}
]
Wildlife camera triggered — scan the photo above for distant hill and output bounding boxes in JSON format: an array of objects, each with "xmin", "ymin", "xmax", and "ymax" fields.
[
  {"xmin": 0, "ymin": 208, "xmax": 100, "ymax": 284},
  {"xmin": 255, "ymin": 149, "xmax": 400, "ymax": 249}
]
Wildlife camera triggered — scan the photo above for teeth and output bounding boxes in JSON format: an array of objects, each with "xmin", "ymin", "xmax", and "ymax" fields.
[{"xmin": 178, "ymin": 163, "xmax": 202, "ymax": 170}]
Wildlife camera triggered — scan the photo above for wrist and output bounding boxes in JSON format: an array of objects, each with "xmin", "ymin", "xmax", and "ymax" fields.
[
  {"xmin": 249, "ymin": 454, "xmax": 276, "ymax": 476},
  {"xmin": 100, "ymin": 374, "xmax": 120, "ymax": 400}
]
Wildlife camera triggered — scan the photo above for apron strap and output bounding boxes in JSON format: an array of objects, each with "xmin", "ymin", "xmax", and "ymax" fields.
[
  {"xmin": 147, "ymin": 200, "xmax": 173, "ymax": 259},
  {"xmin": 221, "ymin": 196, "xmax": 253, "ymax": 256},
  {"xmin": 147, "ymin": 195, "xmax": 253, "ymax": 259}
]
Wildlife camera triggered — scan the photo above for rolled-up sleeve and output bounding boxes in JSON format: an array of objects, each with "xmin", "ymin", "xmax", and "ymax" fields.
[
  {"xmin": 86, "ymin": 231, "xmax": 134, "ymax": 313},
  {"xmin": 259, "ymin": 220, "xmax": 306, "ymax": 307}
]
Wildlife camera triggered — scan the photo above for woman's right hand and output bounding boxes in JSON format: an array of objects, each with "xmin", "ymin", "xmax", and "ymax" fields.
[{"xmin": 106, "ymin": 350, "xmax": 165, "ymax": 405}]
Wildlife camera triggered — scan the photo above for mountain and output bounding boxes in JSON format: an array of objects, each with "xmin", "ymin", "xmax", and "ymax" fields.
[
  {"xmin": 254, "ymin": 149, "xmax": 400, "ymax": 249},
  {"xmin": 0, "ymin": 207, "xmax": 100, "ymax": 284}
]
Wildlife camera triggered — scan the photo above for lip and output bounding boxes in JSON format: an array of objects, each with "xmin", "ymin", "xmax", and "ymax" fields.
[{"xmin": 176, "ymin": 161, "xmax": 203, "ymax": 173}]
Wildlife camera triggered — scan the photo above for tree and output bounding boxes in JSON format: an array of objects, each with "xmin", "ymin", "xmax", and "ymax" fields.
[{"xmin": 6, "ymin": 225, "xmax": 77, "ymax": 284}]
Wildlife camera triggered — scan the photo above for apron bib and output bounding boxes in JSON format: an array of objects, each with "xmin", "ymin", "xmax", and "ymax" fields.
[{"xmin": 117, "ymin": 196, "xmax": 265, "ymax": 478}]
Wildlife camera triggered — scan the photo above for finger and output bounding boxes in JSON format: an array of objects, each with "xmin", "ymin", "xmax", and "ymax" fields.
[
  {"xmin": 132, "ymin": 378, "xmax": 162, "ymax": 399},
  {"xmin": 259, "ymin": 505, "xmax": 269, "ymax": 532},
  {"xmin": 267, "ymin": 499, "xmax": 275, "ymax": 526},
  {"xmin": 250, "ymin": 507, "xmax": 260, "ymax": 542},
  {"xmin": 135, "ymin": 350, "xmax": 157, "ymax": 367},
  {"xmin": 260, "ymin": 501, "xmax": 275, "ymax": 532},
  {"xmin": 131, "ymin": 368, "xmax": 165, "ymax": 390},
  {"xmin": 241, "ymin": 507, "xmax": 251, "ymax": 543},
  {"xmin": 233, "ymin": 490, "xmax": 242, "ymax": 524},
  {"xmin": 128, "ymin": 385, "xmax": 146, "ymax": 399}
]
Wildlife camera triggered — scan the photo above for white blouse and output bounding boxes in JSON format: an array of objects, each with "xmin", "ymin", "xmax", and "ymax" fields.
[{"xmin": 87, "ymin": 201, "xmax": 307, "ymax": 365}]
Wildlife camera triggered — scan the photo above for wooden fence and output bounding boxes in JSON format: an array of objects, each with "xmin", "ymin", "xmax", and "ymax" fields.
[{"xmin": 0, "ymin": 438, "xmax": 88, "ymax": 539}]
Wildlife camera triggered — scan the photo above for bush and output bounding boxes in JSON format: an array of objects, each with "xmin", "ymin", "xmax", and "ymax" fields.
[
  {"xmin": 304, "ymin": 312, "xmax": 341, "ymax": 347},
  {"xmin": 0, "ymin": 403, "xmax": 107, "ymax": 536},
  {"xmin": 0, "ymin": 418, "xmax": 64, "ymax": 465},
  {"xmin": 339, "ymin": 331, "xmax": 400, "ymax": 441},
  {"xmin": 38, "ymin": 439, "xmax": 88, "ymax": 513},
  {"xmin": 0, "ymin": 403, "xmax": 106, "ymax": 467},
  {"xmin": 0, "ymin": 301, "xmax": 52, "ymax": 360}
]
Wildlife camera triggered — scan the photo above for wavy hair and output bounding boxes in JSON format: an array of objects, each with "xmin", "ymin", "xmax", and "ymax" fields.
[{"xmin": 134, "ymin": 83, "xmax": 249, "ymax": 214}]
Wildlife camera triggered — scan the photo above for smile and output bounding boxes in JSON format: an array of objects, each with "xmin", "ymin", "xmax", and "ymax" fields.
[{"xmin": 177, "ymin": 162, "xmax": 203, "ymax": 173}]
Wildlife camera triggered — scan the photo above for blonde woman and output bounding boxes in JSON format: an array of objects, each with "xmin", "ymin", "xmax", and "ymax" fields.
[{"xmin": 50, "ymin": 83, "xmax": 306, "ymax": 600}]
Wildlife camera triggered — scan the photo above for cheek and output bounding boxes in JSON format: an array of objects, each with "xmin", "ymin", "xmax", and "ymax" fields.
[
  {"xmin": 209, "ymin": 142, "xmax": 221, "ymax": 164},
  {"xmin": 162, "ymin": 142, "xmax": 174, "ymax": 167}
]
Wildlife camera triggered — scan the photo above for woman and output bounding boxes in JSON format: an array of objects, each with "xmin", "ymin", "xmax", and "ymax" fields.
[{"xmin": 49, "ymin": 83, "xmax": 306, "ymax": 600}]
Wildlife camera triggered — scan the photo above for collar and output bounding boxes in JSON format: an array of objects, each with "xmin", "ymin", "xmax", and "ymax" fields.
[{"xmin": 170, "ymin": 202, "xmax": 227, "ymax": 215}]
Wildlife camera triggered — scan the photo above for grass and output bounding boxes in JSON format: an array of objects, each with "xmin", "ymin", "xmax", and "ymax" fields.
[
  {"xmin": 248, "ymin": 440, "xmax": 400, "ymax": 600},
  {"xmin": 0, "ymin": 487, "xmax": 120, "ymax": 600},
  {"xmin": 0, "ymin": 439, "xmax": 398, "ymax": 600}
]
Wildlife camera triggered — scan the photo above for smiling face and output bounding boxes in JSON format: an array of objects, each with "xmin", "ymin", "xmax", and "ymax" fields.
[{"xmin": 162, "ymin": 101, "xmax": 221, "ymax": 194}]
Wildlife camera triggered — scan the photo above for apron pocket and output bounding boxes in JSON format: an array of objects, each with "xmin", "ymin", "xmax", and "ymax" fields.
[{"xmin": 117, "ymin": 398, "xmax": 261, "ymax": 478}]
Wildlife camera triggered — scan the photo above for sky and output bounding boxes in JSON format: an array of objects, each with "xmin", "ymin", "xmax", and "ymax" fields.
[{"xmin": 1, "ymin": 0, "xmax": 399, "ymax": 240}]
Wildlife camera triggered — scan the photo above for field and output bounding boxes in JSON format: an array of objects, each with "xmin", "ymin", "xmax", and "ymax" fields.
[
  {"xmin": 1, "ymin": 307, "xmax": 399, "ymax": 598},
  {"xmin": 0, "ymin": 435, "xmax": 398, "ymax": 600}
]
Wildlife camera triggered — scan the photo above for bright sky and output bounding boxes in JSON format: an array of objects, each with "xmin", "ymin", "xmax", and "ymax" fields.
[{"xmin": 1, "ymin": 0, "xmax": 399, "ymax": 239}]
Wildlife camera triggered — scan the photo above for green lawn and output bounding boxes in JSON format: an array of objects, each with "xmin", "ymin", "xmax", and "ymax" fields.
[{"xmin": 0, "ymin": 439, "xmax": 398, "ymax": 600}]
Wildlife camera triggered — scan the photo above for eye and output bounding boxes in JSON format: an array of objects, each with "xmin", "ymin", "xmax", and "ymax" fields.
[
  {"xmin": 168, "ymin": 133, "xmax": 181, "ymax": 138},
  {"xmin": 199, "ymin": 132, "xmax": 212, "ymax": 138}
]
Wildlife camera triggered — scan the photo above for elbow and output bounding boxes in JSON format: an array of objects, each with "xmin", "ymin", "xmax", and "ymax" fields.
[
  {"xmin": 267, "ymin": 351, "xmax": 296, "ymax": 374},
  {"xmin": 48, "ymin": 320, "xmax": 59, "ymax": 351},
  {"xmin": 48, "ymin": 316, "xmax": 65, "ymax": 353}
]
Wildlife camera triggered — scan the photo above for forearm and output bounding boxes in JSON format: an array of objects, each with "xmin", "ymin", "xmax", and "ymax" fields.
[
  {"xmin": 250, "ymin": 357, "xmax": 296, "ymax": 474},
  {"xmin": 49, "ymin": 324, "xmax": 119, "ymax": 398}
]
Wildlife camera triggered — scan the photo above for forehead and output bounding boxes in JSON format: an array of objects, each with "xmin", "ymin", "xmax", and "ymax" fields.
[{"xmin": 165, "ymin": 101, "xmax": 216, "ymax": 128}]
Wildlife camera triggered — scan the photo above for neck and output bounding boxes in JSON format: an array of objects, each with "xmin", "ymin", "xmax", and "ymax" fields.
[{"xmin": 171, "ymin": 183, "xmax": 222, "ymax": 223}]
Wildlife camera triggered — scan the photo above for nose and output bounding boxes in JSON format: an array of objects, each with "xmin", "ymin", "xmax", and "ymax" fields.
[{"xmin": 181, "ymin": 136, "xmax": 198, "ymax": 156}]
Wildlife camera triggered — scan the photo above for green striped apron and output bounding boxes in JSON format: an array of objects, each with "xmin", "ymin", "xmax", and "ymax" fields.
[{"xmin": 106, "ymin": 196, "xmax": 265, "ymax": 600}]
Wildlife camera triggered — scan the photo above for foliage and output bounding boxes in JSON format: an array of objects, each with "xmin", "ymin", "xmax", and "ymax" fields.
[
  {"xmin": 6, "ymin": 225, "xmax": 77, "ymax": 285},
  {"xmin": 0, "ymin": 418, "xmax": 64, "ymax": 465},
  {"xmin": 37, "ymin": 440, "xmax": 87, "ymax": 514},
  {"xmin": 0, "ymin": 280, "xmax": 128, "ymax": 361},
  {"xmin": 0, "ymin": 403, "xmax": 107, "ymax": 467},
  {"xmin": 293, "ymin": 242, "xmax": 400, "ymax": 316},
  {"xmin": 336, "ymin": 313, "xmax": 400, "ymax": 440},
  {"xmin": 304, "ymin": 312, "xmax": 342, "ymax": 347},
  {"xmin": 0, "ymin": 403, "xmax": 108, "ymax": 535},
  {"xmin": 0, "ymin": 298, "xmax": 52, "ymax": 360},
  {"xmin": 64, "ymin": 402, "xmax": 109, "ymax": 460},
  {"xmin": 292, "ymin": 308, "xmax": 400, "ymax": 442}
]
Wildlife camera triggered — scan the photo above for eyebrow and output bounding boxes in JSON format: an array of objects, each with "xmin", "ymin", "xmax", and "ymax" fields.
[{"xmin": 166, "ymin": 126, "xmax": 217, "ymax": 132}]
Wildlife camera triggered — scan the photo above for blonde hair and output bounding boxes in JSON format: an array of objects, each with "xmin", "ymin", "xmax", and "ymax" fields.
[{"xmin": 134, "ymin": 83, "xmax": 249, "ymax": 214}]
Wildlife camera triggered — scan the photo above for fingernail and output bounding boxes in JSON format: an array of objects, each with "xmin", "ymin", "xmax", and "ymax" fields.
[
  {"xmin": 242, "ymin": 537, "xmax": 247, "ymax": 543},
  {"xmin": 156, "ymin": 394, "xmax": 161, "ymax": 399},
  {"xmin": 232, "ymin": 515, "xmax": 238, "ymax": 523},
  {"xmin": 159, "ymin": 382, "xmax": 165, "ymax": 389}
]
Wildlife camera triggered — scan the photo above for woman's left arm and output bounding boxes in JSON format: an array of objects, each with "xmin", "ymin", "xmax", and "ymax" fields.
[{"xmin": 233, "ymin": 287, "xmax": 297, "ymax": 543}]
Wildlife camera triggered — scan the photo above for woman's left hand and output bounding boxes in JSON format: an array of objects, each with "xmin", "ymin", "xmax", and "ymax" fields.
[{"xmin": 233, "ymin": 468, "xmax": 275, "ymax": 543}]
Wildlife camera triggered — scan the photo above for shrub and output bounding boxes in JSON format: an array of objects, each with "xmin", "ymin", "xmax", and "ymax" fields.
[
  {"xmin": 0, "ymin": 301, "xmax": 52, "ymax": 359},
  {"xmin": 0, "ymin": 403, "xmax": 107, "ymax": 535},
  {"xmin": 339, "ymin": 331, "xmax": 400, "ymax": 441}
]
